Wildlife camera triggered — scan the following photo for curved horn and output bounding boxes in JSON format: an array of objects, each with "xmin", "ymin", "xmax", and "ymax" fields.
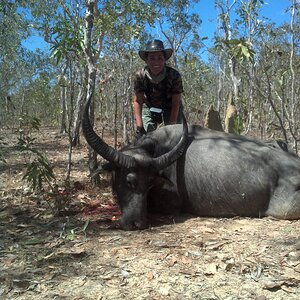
[
  {"xmin": 136, "ymin": 113, "xmax": 189, "ymax": 170},
  {"xmin": 82, "ymin": 92, "xmax": 136, "ymax": 168}
]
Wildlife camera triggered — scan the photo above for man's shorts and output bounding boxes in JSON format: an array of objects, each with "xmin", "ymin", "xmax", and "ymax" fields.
[{"xmin": 142, "ymin": 105, "xmax": 183, "ymax": 133}]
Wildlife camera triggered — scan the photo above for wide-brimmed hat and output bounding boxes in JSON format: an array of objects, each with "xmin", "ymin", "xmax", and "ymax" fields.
[{"xmin": 139, "ymin": 39, "xmax": 173, "ymax": 61}]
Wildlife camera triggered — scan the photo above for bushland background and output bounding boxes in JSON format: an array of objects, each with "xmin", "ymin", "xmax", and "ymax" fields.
[{"xmin": 0, "ymin": 1, "xmax": 299, "ymax": 299}]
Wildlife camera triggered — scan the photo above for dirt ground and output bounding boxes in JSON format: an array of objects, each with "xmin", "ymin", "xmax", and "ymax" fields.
[{"xmin": 0, "ymin": 126, "xmax": 299, "ymax": 300}]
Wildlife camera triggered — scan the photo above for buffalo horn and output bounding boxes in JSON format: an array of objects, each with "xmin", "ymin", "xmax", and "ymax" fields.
[
  {"xmin": 82, "ymin": 92, "xmax": 137, "ymax": 168},
  {"xmin": 82, "ymin": 92, "xmax": 188, "ymax": 170},
  {"xmin": 135, "ymin": 114, "xmax": 189, "ymax": 170}
]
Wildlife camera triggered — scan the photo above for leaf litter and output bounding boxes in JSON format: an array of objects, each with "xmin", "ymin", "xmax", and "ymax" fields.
[{"xmin": 0, "ymin": 127, "xmax": 299, "ymax": 299}]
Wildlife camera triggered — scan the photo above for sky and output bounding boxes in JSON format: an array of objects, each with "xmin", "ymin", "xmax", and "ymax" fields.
[
  {"xmin": 195, "ymin": 0, "xmax": 290, "ymax": 42},
  {"xmin": 22, "ymin": 0, "xmax": 292, "ymax": 53}
]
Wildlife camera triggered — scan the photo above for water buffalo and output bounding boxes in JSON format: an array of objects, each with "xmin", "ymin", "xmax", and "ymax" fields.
[{"xmin": 82, "ymin": 99, "xmax": 300, "ymax": 230}]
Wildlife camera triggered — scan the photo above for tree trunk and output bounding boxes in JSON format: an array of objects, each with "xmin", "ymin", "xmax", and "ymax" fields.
[
  {"xmin": 87, "ymin": 90, "xmax": 100, "ymax": 186},
  {"xmin": 71, "ymin": 65, "xmax": 88, "ymax": 146},
  {"xmin": 289, "ymin": 0, "xmax": 298, "ymax": 152},
  {"xmin": 84, "ymin": 0, "xmax": 103, "ymax": 186},
  {"xmin": 123, "ymin": 77, "xmax": 131, "ymax": 145},
  {"xmin": 114, "ymin": 92, "xmax": 118, "ymax": 148},
  {"xmin": 71, "ymin": 78, "xmax": 87, "ymax": 146},
  {"xmin": 60, "ymin": 84, "xmax": 67, "ymax": 134}
]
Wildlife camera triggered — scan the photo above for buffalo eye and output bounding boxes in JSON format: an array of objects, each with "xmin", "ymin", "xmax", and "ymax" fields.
[{"xmin": 126, "ymin": 173, "xmax": 138, "ymax": 190}]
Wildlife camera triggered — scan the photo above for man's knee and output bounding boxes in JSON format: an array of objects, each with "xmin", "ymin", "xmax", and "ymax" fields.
[{"xmin": 144, "ymin": 123, "xmax": 156, "ymax": 132}]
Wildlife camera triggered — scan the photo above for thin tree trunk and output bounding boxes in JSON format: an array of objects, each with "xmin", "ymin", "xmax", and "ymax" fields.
[
  {"xmin": 255, "ymin": 67, "xmax": 288, "ymax": 143},
  {"xmin": 216, "ymin": 58, "xmax": 224, "ymax": 111},
  {"xmin": 84, "ymin": 0, "xmax": 103, "ymax": 186},
  {"xmin": 244, "ymin": 6, "xmax": 255, "ymax": 134},
  {"xmin": 71, "ymin": 65, "xmax": 88, "ymax": 146},
  {"xmin": 87, "ymin": 92, "xmax": 100, "ymax": 185},
  {"xmin": 289, "ymin": 0, "xmax": 297, "ymax": 152},
  {"xmin": 60, "ymin": 84, "xmax": 67, "ymax": 134},
  {"xmin": 114, "ymin": 92, "xmax": 118, "ymax": 148},
  {"xmin": 65, "ymin": 59, "xmax": 76, "ymax": 185},
  {"xmin": 122, "ymin": 76, "xmax": 131, "ymax": 145},
  {"xmin": 71, "ymin": 83, "xmax": 86, "ymax": 146},
  {"xmin": 216, "ymin": 0, "xmax": 239, "ymax": 116}
]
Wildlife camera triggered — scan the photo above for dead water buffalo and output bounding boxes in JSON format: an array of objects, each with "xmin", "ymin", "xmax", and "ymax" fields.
[{"xmin": 82, "ymin": 100, "xmax": 300, "ymax": 230}]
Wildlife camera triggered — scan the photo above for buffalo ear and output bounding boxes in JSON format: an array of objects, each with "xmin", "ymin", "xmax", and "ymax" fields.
[
  {"xmin": 126, "ymin": 172, "xmax": 138, "ymax": 190},
  {"xmin": 152, "ymin": 171, "xmax": 174, "ymax": 187},
  {"xmin": 90, "ymin": 162, "xmax": 113, "ymax": 178}
]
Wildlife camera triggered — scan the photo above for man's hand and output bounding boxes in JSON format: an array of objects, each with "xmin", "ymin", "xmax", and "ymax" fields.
[{"xmin": 136, "ymin": 126, "xmax": 146, "ymax": 140}]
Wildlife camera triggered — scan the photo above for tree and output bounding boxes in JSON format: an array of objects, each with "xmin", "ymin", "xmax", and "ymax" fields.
[
  {"xmin": 235, "ymin": 0, "xmax": 264, "ymax": 133},
  {"xmin": 3, "ymin": 0, "xmax": 299, "ymax": 164},
  {"xmin": 287, "ymin": 0, "xmax": 299, "ymax": 151},
  {"xmin": 150, "ymin": 0, "xmax": 202, "ymax": 67},
  {"xmin": 0, "ymin": 0, "xmax": 30, "ymax": 125},
  {"xmin": 82, "ymin": 0, "xmax": 157, "ymax": 184}
]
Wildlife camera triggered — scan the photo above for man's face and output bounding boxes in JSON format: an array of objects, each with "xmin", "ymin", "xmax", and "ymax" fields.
[{"xmin": 146, "ymin": 51, "xmax": 166, "ymax": 75}]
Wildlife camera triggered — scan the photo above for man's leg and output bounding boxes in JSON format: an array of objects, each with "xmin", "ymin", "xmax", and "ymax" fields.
[
  {"xmin": 142, "ymin": 106, "xmax": 157, "ymax": 132},
  {"xmin": 163, "ymin": 104, "xmax": 184, "ymax": 125}
]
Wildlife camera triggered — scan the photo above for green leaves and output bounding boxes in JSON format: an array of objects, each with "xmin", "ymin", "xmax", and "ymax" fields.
[
  {"xmin": 215, "ymin": 38, "xmax": 256, "ymax": 64},
  {"xmin": 17, "ymin": 114, "xmax": 56, "ymax": 192},
  {"xmin": 18, "ymin": 115, "xmax": 41, "ymax": 152},
  {"xmin": 233, "ymin": 116, "xmax": 244, "ymax": 135},
  {"xmin": 50, "ymin": 19, "xmax": 84, "ymax": 64},
  {"xmin": 19, "ymin": 115, "xmax": 41, "ymax": 132},
  {"xmin": 23, "ymin": 154, "xmax": 55, "ymax": 192}
]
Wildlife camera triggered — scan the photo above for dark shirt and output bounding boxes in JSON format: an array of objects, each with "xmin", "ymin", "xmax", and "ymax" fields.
[{"xmin": 133, "ymin": 66, "xmax": 183, "ymax": 110}]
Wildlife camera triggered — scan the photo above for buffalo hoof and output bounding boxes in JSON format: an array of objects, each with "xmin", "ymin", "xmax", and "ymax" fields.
[{"xmin": 120, "ymin": 218, "xmax": 148, "ymax": 231}]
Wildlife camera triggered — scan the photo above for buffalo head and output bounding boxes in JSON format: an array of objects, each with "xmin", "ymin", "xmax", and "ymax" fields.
[{"xmin": 82, "ymin": 95, "xmax": 189, "ymax": 230}]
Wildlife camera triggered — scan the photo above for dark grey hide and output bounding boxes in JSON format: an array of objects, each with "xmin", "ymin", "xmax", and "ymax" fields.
[
  {"xmin": 265, "ymin": 140, "xmax": 289, "ymax": 152},
  {"xmin": 82, "ymin": 104, "xmax": 300, "ymax": 230}
]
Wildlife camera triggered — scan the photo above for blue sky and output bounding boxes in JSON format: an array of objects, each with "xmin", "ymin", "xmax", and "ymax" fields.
[
  {"xmin": 195, "ymin": 0, "xmax": 290, "ymax": 40},
  {"xmin": 23, "ymin": 0, "xmax": 291, "ymax": 52}
]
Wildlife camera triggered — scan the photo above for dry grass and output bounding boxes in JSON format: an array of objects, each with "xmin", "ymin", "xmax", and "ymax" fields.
[{"xmin": 0, "ymin": 127, "xmax": 299, "ymax": 300}]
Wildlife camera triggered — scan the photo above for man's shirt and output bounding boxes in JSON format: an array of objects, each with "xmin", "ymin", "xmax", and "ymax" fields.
[{"xmin": 133, "ymin": 66, "xmax": 183, "ymax": 110}]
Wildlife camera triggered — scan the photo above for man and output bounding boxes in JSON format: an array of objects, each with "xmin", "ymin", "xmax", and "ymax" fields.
[{"xmin": 133, "ymin": 39, "xmax": 184, "ymax": 139}]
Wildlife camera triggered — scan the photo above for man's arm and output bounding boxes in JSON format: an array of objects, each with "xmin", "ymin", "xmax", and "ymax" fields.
[
  {"xmin": 169, "ymin": 93, "xmax": 181, "ymax": 124},
  {"xmin": 133, "ymin": 92, "xmax": 144, "ymax": 128}
]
